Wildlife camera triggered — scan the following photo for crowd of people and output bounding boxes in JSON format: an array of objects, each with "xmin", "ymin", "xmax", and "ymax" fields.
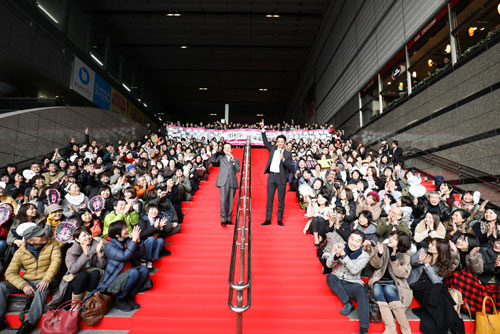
[
  {"xmin": 0, "ymin": 125, "xmax": 224, "ymax": 333},
  {"xmin": 0, "ymin": 120, "xmax": 498, "ymax": 334},
  {"xmin": 291, "ymin": 135, "xmax": 498, "ymax": 333}
]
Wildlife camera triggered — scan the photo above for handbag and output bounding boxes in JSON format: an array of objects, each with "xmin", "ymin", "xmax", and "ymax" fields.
[
  {"xmin": 80, "ymin": 291, "xmax": 113, "ymax": 326},
  {"xmin": 40, "ymin": 300, "xmax": 82, "ymax": 334},
  {"xmin": 476, "ymin": 296, "xmax": 500, "ymax": 334},
  {"xmin": 365, "ymin": 285, "xmax": 382, "ymax": 323}
]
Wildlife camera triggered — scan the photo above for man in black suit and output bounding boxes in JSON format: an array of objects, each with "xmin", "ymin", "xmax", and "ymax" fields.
[
  {"xmin": 391, "ymin": 140, "xmax": 404, "ymax": 167},
  {"xmin": 260, "ymin": 120, "xmax": 292, "ymax": 226}
]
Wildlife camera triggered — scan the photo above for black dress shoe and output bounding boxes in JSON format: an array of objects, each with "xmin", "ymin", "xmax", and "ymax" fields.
[
  {"xmin": 127, "ymin": 296, "xmax": 141, "ymax": 310},
  {"xmin": 221, "ymin": 221, "xmax": 227, "ymax": 226},
  {"xmin": 115, "ymin": 298, "xmax": 133, "ymax": 312},
  {"xmin": 261, "ymin": 220, "xmax": 271, "ymax": 225},
  {"xmin": 226, "ymin": 221, "xmax": 234, "ymax": 225},
  {"xmin": 278, "ymin": 221, "xmax": 284, "ymax": 226},
  {"xmin": 16, "ymin": 321, "xmax": 33, "ymax": 334}
]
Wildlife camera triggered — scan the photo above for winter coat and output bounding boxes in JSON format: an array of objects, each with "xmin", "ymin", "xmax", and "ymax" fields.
[
  {"xmin": 101, "ymin": 210, "xmax": 139, "ymax": 238},
  {"xmin": 326, "ymin": 246, "xmax": 370, "ymax": 285},
  {"xmin": 7, "ymin": 214, "xmax": 46, "ymax": 246},
  {"xmin": 5, "ymin": 239, "xmax": 61, "ymax": 290},
  {"xmin": 368, "ymin": 245, "xmax": 413, "ymax": 307},
  {"xmin": 376, "ymin": 217, "xmax": 411, "ymax": 241}
]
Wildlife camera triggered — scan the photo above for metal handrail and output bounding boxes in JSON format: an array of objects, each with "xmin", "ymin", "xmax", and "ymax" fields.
[
  {"xmin": 408, "ymin": 147, "xmax": 500, "ymax": 192},
  {"xmin": 228, "ymin": 137, "xmax": 252, "ymax": 333}
]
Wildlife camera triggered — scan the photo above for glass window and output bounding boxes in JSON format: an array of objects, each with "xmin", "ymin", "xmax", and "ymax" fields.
[
  {"xmin": 452, "ymin": 0, "xmax": 500, "ymax": 59},
  {"xmin": 380, "ymin": 52, "xmax": 407, "ymax": 109},
  {"xmin": 360, "ymin": 79, "xmax": 381, "ymax": 125},
  {"xmin": 408, "ymin": 12, "xmax": 450, "ymax": 90}
]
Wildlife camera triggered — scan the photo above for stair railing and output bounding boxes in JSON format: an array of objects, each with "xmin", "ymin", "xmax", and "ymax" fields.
[{"xmin": 228, "ymin": 137, "xmax": 252, "ymax": 334}]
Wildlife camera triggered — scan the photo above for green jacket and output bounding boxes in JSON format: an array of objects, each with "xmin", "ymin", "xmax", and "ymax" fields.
[
  {"xmin": 102, "ymin": 210, "xmax": 139, "ymax": 238},
  {"xmin": 376, "ymin": 217, "xmax": 411, "ymax": 240}
]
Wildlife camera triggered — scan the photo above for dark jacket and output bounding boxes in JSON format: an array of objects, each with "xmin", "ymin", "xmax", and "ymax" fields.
[
  {"xmin": 94, "ymin": 238, "xmax": 141, "ymax": 293},
  {"xmin": 478, "ymin": 247, "xmax": 500, "ymax": 285},
  {"xmin": 261, "ymin": 131, "xmax": 292, "ymax": 184},
  {"xmin": 421, "ymin": 199, "xmax": 452, "ymax": 222}
]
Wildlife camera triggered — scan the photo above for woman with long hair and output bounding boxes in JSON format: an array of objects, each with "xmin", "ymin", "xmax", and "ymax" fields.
[
  {"xmin": 414, "ymin": 212, "xmax": 446, "ymax": 248},
  {"xmin": 6, "ymin": 203, "xmax": 46, "ymax": 249},
  {"xmin": 369, "ymin": 231, "xmax": 412, "ymax": 334},
  {"xmin": 471, "ymin": 208, "xmax": 499, "ymax": 246}
]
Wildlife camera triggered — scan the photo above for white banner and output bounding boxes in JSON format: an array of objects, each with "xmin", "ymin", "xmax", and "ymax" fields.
[
  {"xmin": 166, "ymin": 126, "xmax": 336, "ymax": 146},
  {"xmin": 70, "ymin": 57, "xmax": 95, "ymax": 102}
]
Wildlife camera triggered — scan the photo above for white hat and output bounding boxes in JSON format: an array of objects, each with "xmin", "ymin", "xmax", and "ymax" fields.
[{"xmin": 16, "ymin": 222, "xmax": 37, "ymax": 240}]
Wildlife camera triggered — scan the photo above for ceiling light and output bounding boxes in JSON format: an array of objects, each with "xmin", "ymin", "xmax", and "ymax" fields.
[
  {"xmin": 256, "ymin": 113, "xmax": 264, "ymax": 117},
  {"xmin": 166, "ymin": 12, "xmax": 181, "ymax": 17},
  {"xmin": 122, "ymin": 83, "xmax": 131, "ymax": 92},
  {"xmin": 469, "ymin": 27, "xmax": 475, "ymax": 36},
  {"xmin": 428, "ymin": 59, "xmax": 433, "ymax": 67},
  {"xmin": 480, "ymin": 27, "xmax": 485, "ymax": 31},
  {"xmin": 445, "ymin": 44, "xmax": 451, "ymax": 53},
  {"xmin": 199, "ymin": 87, "xmax": 208, "ymax": 91},
  {"xmin": 266, "ymin": 14, "xmax": 279, "ymax": 18},
  {"xmin": 498, "ymin": 3, "xmax": 500, "ymax": 14},
  {"xmin": 210, "ymin": 113, "xmax": 217, "ymax": 116},
  {"xmin": 265, "ymin": 14, "xmax": 273, "ymax": 18},
  {"xmin": 180, "ymin": 46, "xmax": 188, "ymax": 49},
  {"xmin": 258, "ymin": 88, "xmax": 268, "ymax": 91},
  {"xmin": 137, "ymin": 98, "xmax": 141, "ymax": 102},
  {"xmin": 143, "ymin": 103, "xmax": 148, "ymax": 108},
  {"xmin": 387, "ymin": 81, "xmax": 391, "ymax": 85},
  {"xmin": 412, "ymin": 71, "xmax": 417, "ymax": 78},
  {"xmin": 90, "ymin": 52, "xmax": 104, "ymax": 66},
  {"xmin": 36, "ymin": 2, "xmax": 59, "ymax": 24}
]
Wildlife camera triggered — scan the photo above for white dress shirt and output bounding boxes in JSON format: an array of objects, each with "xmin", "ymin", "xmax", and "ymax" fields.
[{"xmin": 270, "ymin": 148, "xmax": 282, "ymax": 173}]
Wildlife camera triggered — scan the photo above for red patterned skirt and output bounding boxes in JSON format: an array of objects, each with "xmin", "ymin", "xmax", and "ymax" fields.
[{"xmin": 446, "ymin": 270, "xmax": 500, "ymax": 314}]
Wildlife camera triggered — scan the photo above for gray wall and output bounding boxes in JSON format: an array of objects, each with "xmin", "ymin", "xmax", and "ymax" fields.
[
  {"xmin": 288, "ymin": 0, "xmax": 447, "ymax": 124},
  {"xmin": 350, "ymin": 41, "xmax": 500, "ymax": 175},
  {"xmin": 0, "ymin": 107, "xmax": 146, "ymax": 165}
]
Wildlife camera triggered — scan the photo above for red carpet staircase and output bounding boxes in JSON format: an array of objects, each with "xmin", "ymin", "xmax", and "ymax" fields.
[{"xmin": 4, "ymin": 148, "xmax": 474, "ymax": 333}]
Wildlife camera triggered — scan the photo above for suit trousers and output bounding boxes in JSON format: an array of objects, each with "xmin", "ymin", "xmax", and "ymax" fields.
[
  {"xmin": 220, "ymin": 185, "xmax": 236, "ymax": 222},
  {"xmin": 266, "ymin": 173, "xmax": 286, "ymax": 221}
]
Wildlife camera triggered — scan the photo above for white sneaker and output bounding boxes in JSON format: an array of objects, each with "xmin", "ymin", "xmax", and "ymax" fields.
[{"xmin": 147, "ymin": 261, "xmax": 153, "ymax": 269}]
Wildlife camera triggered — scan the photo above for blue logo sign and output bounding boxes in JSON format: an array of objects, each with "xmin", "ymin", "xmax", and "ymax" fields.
[
  {"xmin": 93, "ymin": 74, "xmax": 111, "ymax": 110},
  {"xmin": 79, "ymin": 67, "xmax": 90, "ymax": 85}
]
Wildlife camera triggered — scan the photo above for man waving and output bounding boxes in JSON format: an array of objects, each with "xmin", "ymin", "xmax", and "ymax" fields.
[{"xmin": 260, "ymin": 120, "xmax": 292, "ymax": 226}]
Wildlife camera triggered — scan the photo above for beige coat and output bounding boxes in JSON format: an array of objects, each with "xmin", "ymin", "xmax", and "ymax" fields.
[{"xmin": 368, "ymin": 245, "xmax": 413, "ymax": 308}]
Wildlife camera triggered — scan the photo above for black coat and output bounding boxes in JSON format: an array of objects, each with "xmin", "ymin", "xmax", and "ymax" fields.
[
  {"xmin": 391, "ymin": 146, "xmax": 404, "ymax": 165},
  {"xmin": 413, "ymin": 283, "xmax": 465, "ymax": 334}
]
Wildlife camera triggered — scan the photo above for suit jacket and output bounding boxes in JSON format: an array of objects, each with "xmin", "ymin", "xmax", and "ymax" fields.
[
  {"xmin": 391, "ymin": 146, "xmax": 404, "ymax": 165},
  {"xmin": 211, "ymin": 153, "xmax": 240, "ymax": 188},
  {"xmin": 261, "ymin": 132, "xmax": 292, "ymax": 184}
]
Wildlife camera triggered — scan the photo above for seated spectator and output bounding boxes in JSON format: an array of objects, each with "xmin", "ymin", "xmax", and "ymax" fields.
[
  {"xmin": 172, "ymin": 168, "xmax": 192, "ymax": 201},
  {"xmin": 444, "ymin": 209, "xmax": 470, "ymax": 242},
  {"xmin": 333, "ymin": 188, "xmax": 356, "ymax": 223},
  {"xmin": 62, "ymin": 183, "xmax": 88, "ymax": 219},
  {"xmin": 355, "ymin": 191, "xmax": 381, "ymax": 221},
  {"xmin": 471, "ymin": 208, "xmax": 499, "ymax": 246},
  {"xmin": 0, "ymin": 203, "xmax": 14, "ymax": 260},
  {"xmin": 42, "ymin": 161, "xmax": 64, "ymax": 186},
  {"xmin": 48, "ymin": 227, "xmax": 106, "ymax": 309},
  {"xmin": 421, "ymin": 191, "xmax": 451, "ymax": 222},
  {"xmin": 102, "ymin": 199, "xmax": 139, "ymax": 239},
  {"xmin": 414, "ymin": 212, "xmax": 446, "ymax": 248},
  {"xmin": 161, "ymin": 178, "xmax": 183, "ymax": 223},
  {"xmin": 325, "ymin": 230, "xmax": 370, "ymax": 334},
  {"xmin": 352, "ymin": 210, "xmax": 378, "ymax": 247},
  {"xmin": 45, "ymin": 204, "xmax": 64, "ymax": 239},
  {"xmin": 0, "ymin": 184, "xmax": 18, "ymax": 213},
  {"xmin": 303, "ymin": 193, "xmax": 333, "ymax": 246},
  {"xmin": 123, "ymin": 186, "xmax": 143, "ymax": 213},
  {"xmin": 76, "ymin": 208, "xmax": 102, "ymax": 237},
  {"xmin": 408, "ymin": 238, "xmax": 463, "ymax": 333},
  {"xmin": 94, "ymin": 221, "xmax": 149, "ymax": 312},
  {"xmin": 368, "ymin": 232, "xmax": 412, "ymax": 334},
  {"xmin": 376, "ymin": 207, "xmax": 410, "ymax": 242},
  {"xmin": 7, "ymin": 203, "xmax": 46, "ymax": 251},
  {"xmin": 0, "ymin": 225, "xmax": 61, "ymax": 333}
]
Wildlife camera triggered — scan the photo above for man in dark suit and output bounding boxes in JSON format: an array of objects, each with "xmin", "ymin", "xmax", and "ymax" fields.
[
  {"xmin": 391, "ymin": 140, "xmax": 404, "ymax": 167},
  {"xmin": 211, "ymin": 143, "xmax": 240, "ymax": 226},
  {"xmin": 260, "ymin": 120, "xmax": 292, "ymax": 226}
]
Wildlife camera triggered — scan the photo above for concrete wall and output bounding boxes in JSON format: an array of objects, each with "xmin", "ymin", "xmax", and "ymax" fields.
[
  {"xmin": 0, "ymin": 106, "xmax": 146, "ymax": 165},
  {"xmin": 349, "ymin": 41, "xmax": 500, "ymax": 175}
]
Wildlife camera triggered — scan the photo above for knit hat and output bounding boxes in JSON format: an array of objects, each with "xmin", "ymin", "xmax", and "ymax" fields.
[
  {"xmin": 47, "ymin": 204, "xmax": 63, "ymax": 213},
  {"xmin": 367, "ymin": 191, "xmax": 380, "ymax": 202},
  {"xmin": 127, "ymin": 165, "xmax": 137, "ymax": 173}
]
